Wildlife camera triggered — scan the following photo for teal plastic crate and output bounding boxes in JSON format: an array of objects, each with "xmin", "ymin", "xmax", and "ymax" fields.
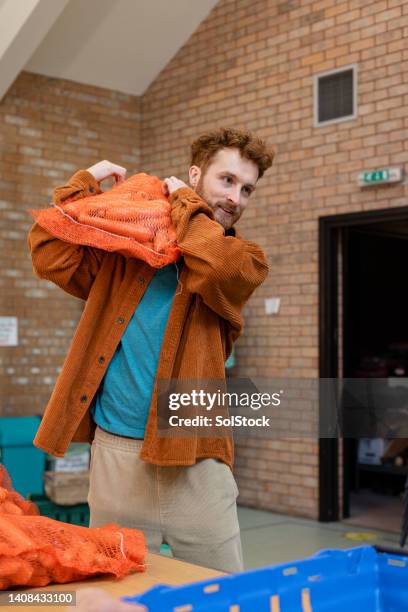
[
  {"xmin": 0, "ymin": 416, "xmax": 45, "ymax": 497},
  {"xmin": 30, "ymin": 494, "xmax": 90, "ymax": 527}
]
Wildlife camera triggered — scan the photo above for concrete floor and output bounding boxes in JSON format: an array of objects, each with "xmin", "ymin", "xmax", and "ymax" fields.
[
  {"xmin": 345, "ymin": 491, "xmax": 403, "ymax": 533},
  {"xmin": 238, "ymin": 505, "xmax": 402, "ymax": 569},
  {"xmin": 160, "ymin": 504, "xmax": 403, "ymax": 570}
]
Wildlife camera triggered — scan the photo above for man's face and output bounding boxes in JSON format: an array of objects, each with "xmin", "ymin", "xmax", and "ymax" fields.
[{"xmin": 189, "ymin": 148, "xmax": 258, "ymax": 231}]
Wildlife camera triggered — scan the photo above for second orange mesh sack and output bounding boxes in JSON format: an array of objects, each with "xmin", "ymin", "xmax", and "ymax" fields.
[
  {"xmin": 30, "ymin": 172, "xmax": 181, "ymax": 268},
  {"xmin": 0, "ymin": 515, "xmax": 146, "ymax": 589},
  {"xmin": 0, "ymin": 465, "xmax": 146, "ymax": 589},
  {"xmin": 0, "ymin": 465, "xmax": 39, "ymax": 517}
]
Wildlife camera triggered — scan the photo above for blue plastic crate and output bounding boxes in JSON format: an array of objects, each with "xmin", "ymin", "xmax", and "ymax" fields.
[
  {"xmin": 123, "ymin": 546, "xmax": 408, "ymax": 611},
  {"xmin": 0, "ymin": 416, "xmax": 45, "ymax": 497}
]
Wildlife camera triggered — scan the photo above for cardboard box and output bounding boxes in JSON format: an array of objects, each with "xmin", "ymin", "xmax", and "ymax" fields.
[
  {"xmin": 358, "ymin": 438, "xmax": 386, "ymax": 465},
  {"xmin": 44, "ymin": 470, "xmax": 89, "ymax": 505}
]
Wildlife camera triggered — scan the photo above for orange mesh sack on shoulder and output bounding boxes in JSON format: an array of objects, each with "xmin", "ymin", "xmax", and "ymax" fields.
[
  {"xmin": 30, "ymin": 173, "xmax": 180, "ymax": 268},
  {"xmin": 0, "ymin": 465, "xmax": 146, "ymax": 589}
]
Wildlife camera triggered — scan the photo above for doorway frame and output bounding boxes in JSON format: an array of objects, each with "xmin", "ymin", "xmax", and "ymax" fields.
[{"xmin": 319, "ymin": 205, "xmax": 408, "ymax": 521}]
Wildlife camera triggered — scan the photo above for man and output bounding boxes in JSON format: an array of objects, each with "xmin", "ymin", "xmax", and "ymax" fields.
[{"xmin": 29, "ymin": 128, "xmax": 273, "ymax": 573}]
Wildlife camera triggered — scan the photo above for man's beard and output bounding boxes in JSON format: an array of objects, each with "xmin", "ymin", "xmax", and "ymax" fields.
[
  {"xmin": 195, "ymin": 177, "xmax": 207, "ymax": 204},
  {"xmin": 195, "ymin": 180, "xmax": 236, "ymax": 230}
]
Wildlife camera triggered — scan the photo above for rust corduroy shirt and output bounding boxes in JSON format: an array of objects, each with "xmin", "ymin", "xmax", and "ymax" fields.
[{"xmin": 28, "ymin": 171, "xmax": 269, "ymax": 468}]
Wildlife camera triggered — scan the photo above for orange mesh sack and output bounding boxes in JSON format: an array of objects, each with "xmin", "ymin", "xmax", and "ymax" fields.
[
  {"xmin": 0, "ymin": 465, "xmax": 39, "ymax": 517},
  {"xmin": 30, "ymin": 173, "xmax": 181, "ymax": 268},
  {"xmin": 0, "ymin": 515, "xmax": 146, "ymax": 589},
  {"xmin": 0, "ymin": 465, "xmax": 146, "ymax": 589}
]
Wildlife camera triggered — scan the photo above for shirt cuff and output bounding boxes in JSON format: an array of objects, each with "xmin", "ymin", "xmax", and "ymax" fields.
[
  {"xmin": 169, "ymin": 186, "xmax": 200, "ymax": 204},
  {"xmin": 71, "ymin": 170, "xmax": 102, "ymax": 195}
]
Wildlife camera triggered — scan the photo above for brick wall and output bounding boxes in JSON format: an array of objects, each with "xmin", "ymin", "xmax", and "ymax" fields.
[
  {"xmin": 0, "ymin": 72, "xmax": 141, "ymax": 416},
  {"xmin": 140, "ymin": 0, "xmax": 408, "ymax": 518}
]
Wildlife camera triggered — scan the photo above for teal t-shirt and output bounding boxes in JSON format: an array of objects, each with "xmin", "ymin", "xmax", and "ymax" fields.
[{"xmin": 91, "ymin": 261, "xmax": 182, "ymax": 438}]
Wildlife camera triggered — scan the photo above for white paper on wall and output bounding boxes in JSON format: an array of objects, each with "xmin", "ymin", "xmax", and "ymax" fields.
[{"xmin": 0, "ymin": 317, "xmax": 18, "ymax": 347}]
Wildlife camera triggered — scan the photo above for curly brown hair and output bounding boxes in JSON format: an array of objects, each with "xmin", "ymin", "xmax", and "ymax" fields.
[{"xmin": 191, "ymin": 127, "xmax": 274, "ymax": 179}]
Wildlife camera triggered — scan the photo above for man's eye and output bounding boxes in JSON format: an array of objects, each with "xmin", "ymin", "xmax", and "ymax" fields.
[
  {"xmin": 243, "ymin": 187, "xmax": 252, "ymax": 196},
  {"xmin": 223, "ymin": 176, "xmax": 233, "ymax": 184}
]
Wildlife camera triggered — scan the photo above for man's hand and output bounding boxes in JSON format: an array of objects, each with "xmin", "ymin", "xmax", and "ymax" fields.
[
  {"xmin": 87, "ymin": 160, "xmax": 127, "ymax": 184},
  {"xmin": 67, "ymin": 587, "xmax": 146, "ymax": 611},
  {"xmin": 162, "ymin": 176, "xmax": 188, "ymax": 196}
]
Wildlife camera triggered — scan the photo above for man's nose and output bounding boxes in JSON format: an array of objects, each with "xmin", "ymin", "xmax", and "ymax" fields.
[{"xmin": 227, "ymin": 187, "xmax": 241, "ymax": 206}]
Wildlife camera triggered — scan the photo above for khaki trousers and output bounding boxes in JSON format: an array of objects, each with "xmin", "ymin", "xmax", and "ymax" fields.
[{"xmin": 88, "ymin": 427, "xmax": 243, "ymax": 573}]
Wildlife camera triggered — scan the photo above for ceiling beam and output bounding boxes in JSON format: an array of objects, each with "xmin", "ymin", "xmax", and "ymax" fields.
[{"xmin": 0, "ymin": 0, "xmax": 69, "ymax": 101}]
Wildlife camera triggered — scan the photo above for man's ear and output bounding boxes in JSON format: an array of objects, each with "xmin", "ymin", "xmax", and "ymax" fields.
[{"xmin": 188, "ymin": 165, "xmax": 201, "ymax": 190}]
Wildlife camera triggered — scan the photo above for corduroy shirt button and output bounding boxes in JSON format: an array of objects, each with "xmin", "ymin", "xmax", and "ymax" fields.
[
  {"xmin": 117, "ymin": 317, "xmax": 125, "ymax": 324},
  {"xmin": 88, "ymin": 186, "xmax": 94, "ymax": 193},
  {"xmin": 80, "ymin": 395, "xmax": 88, "ymax": 403},
  {"xmin": 138, "ymin": 276, "xmax": 145, "ymax": 284},
  {"xmin": 98, "ymin": 356, "xmax": 105, "ymax": 364}
]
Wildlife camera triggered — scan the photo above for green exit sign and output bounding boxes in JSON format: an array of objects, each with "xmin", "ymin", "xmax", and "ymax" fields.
[{"xmin": 358, "ymin": 167, "xmax": 403, "ymax": 186}]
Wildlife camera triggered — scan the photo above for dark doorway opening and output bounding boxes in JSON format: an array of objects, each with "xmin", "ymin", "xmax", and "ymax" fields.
[{"xmin": 319, "ymin": 207, "xmax": 408, "ymax": 528}]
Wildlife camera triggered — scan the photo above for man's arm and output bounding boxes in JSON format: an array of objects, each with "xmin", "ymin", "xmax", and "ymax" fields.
[
  {"xmin": 28, "ymin": 161, "xmax": 126, "ymax": 300},
  {"xmin": 169, "ymin": 187, "xmax": 269, "ymax": 335}
]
